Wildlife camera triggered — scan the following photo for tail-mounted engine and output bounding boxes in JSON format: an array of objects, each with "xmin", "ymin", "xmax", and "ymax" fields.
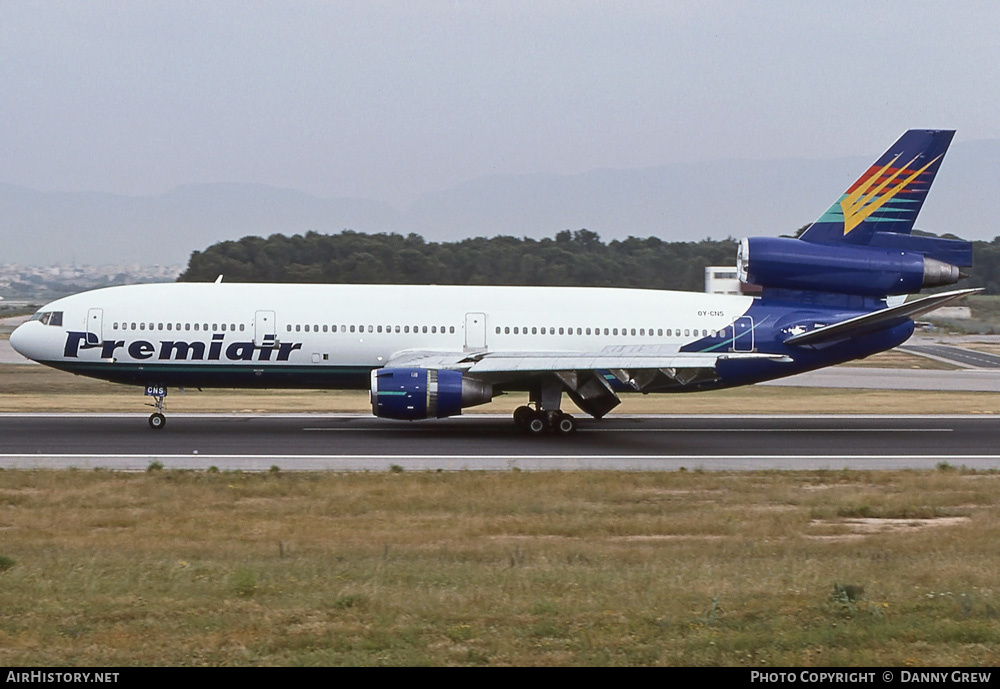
[
  {"xmin": 737, "ymin": 236, "xmax": 968, "ymax": 297},
  {"xmin": 370, "ymin": 368, "xmax": 493, "ymax": 420}
]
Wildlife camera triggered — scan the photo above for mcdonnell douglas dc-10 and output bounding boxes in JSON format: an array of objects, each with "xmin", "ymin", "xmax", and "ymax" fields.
[{"xmin": 10, "ymin": 130, "xmax": 978, "ymax": 434}]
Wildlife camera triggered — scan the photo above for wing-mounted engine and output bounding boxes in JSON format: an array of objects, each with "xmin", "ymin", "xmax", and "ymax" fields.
[
  {"xmin": 737, "ymin": 236, "xmax": 968, "ymax": 298},
  {"xmin": 370, "ymin": 368, "xmax": 493, "ymax": 420}
]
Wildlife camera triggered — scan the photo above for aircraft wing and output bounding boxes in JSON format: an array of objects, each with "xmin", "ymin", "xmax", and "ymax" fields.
[
  {"xmin": 464, "ymin": 350, "xmax": 789, "ymax": 374},
  {"xmin": 382, "ymin": 346, "xmax": 791, "ymax": 418},
  {"xmin": 385, "ymin": 346, "xmax": 790, "ymax": 378}
]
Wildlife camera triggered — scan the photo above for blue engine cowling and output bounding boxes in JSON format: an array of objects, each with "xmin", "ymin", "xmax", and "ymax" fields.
[
  {"xmin": 737, "ymin": 236, "xmax": 961, "ymax": 297},
  {"xmin": 370, "ymin": 368, "xmax": 493, "ymax": 420}
]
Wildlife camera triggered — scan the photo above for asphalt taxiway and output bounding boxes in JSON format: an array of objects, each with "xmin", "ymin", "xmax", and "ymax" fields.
[{"xmin": 2, "ymin": 413, "xmax": 999, "ymax": 471}]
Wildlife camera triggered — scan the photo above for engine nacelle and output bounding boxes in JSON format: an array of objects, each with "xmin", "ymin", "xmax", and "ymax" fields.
[
  {"xmin": 737, "ymin": 236, "xmax": 961, "ymax": 297},
  {"xmin": 370, "ymin": 368, "xmax": 493, "ymax": 420}
]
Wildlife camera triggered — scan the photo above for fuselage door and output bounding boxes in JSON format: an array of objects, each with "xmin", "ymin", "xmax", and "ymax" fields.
[
  {"xmin": 465, "ymin": 312, "xmax": 487, "ymax": 350},
  {"xmin": 254, "ymin": 310, "xmax": 276, "ymax": 346},
  {"xmin": 733, "ymin": 316, "xmax": 754, "ymax": 352},
  {"xmin": 86, "ymin": 308, "xmax": 103, "ymax": 345}
]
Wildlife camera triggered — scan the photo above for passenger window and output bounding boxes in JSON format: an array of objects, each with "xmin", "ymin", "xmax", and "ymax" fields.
[
  {"xmin": 296, "ymin": 325, "xmax": 301, "ymax": 332},
  {"xmin": 531, "ymin": 327, "xmax": 537, "ymax": 335},
  {"xmin": 367, "ymin": 325, "xmax": 373, "ymax": 333},
  {"xmin": 377, "ymin": 326, "xmax": 383, "ymax": 333},
  {"xmin": 350, "ymin": 325, "xmax": 356, "ymax": 333},
  {"xmin": 449, "ymin": 326, "xmax": 455, "ymax": 334},
  {"xmin": 139, "ymin": 323, "xmax": 145, "ymax": 331},
  {"xmin": 422, "ymin": 326, "xmax": 427, "ymax": 333},
  {"xmin": 431, "ymin": 326, "xmax": 437, "ymax": 334}
]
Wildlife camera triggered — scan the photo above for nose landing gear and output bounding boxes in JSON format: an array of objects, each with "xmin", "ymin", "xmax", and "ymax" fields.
[{"xmin": 145, "ymin": 386, "xmax": 168, "ymax": 430}]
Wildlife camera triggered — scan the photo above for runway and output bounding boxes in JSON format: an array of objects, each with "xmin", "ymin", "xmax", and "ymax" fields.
[{"xmin": 2, "ymin": 413, "xmax": 1000, "ymax": 471}]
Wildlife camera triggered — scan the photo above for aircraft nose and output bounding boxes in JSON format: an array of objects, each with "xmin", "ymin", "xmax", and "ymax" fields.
[{"xmin": 8, "ymin": 322, "xmax": 35, "ymax": 361}]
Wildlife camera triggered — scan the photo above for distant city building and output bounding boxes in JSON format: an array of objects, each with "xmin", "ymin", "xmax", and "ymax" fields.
[
  {"xmin": 704, "ymin": 266, "xmax": 761, "ymax": 296},
  {"xmin": 0, "ymin": 263, "xmax": 183, "ymax": 299}
]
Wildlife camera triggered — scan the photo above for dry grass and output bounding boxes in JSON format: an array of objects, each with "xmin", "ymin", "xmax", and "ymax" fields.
[{"xmin": 1, "ymin": 469, "xmax": 999, "ymax": 666}]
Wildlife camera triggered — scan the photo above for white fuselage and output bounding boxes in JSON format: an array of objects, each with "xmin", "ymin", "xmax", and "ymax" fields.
[{"xmin": 11, "ymin": 283, "xmax": 755, "ymax": 374}]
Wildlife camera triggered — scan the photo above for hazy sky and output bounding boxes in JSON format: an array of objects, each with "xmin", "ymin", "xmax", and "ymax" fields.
[{"xmin": 2, "ymin": 1, "xmax": 998, "ymax": 204}]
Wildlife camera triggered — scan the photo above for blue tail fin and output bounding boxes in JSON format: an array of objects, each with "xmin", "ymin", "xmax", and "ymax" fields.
[{"xmin": 800, "ymin": 129, "xmax": 955, "ymax": 246}]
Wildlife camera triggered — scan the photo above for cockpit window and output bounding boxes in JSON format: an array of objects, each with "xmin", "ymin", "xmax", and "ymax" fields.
[{"xmin": 29, "ymin": 311, "xmax": 63, "ymax": 326}]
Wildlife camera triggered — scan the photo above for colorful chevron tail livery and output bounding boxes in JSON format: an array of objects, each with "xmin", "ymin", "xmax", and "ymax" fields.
[{"xmin": 800, "ymin": 129, "xmax": 955, "ymax": 245}]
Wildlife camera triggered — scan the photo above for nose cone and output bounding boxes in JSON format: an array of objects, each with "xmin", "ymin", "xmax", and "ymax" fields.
[{"xmin": 9, "ymin": 322, "xmax": 36, "ymax": 361}]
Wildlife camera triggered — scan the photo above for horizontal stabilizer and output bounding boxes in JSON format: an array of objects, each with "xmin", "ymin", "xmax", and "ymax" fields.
[{"xmin": 783, "ymin": 288, "xmax": 981, "ymax": 347}]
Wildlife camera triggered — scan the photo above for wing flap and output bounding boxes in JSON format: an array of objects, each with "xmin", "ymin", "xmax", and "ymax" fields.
[{"xmin": 466, "ymin": 351, "xmax": 789, "ymax": 374}]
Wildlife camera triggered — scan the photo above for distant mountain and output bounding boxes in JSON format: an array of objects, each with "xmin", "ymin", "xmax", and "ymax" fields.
[{"xmin": 2, "ymin": 140, "xmax": 997, "ymax": 265}]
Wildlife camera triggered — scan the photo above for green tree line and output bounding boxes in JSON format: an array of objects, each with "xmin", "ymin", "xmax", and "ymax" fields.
[
  {"xmin": 178, "ymin": 230, "xmax": 737, "ymax": 292},
  {"xmin": 178, "ymin": 229, "xmax": 1000, "ymax": 294}
]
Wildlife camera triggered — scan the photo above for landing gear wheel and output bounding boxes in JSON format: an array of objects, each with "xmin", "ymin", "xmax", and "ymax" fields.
[
  {"xmin": 554, "ymin": 413, "xmax": 577, "ymax": 435},
  {"xmin": 148, "ymin": 413, "xmax": 166, "ymax": 430},
  {"xmin": 513, "ymin": 405, "xmax": 534, "ymax": 428},
  {"xmin": 527, "ymin": 413, "xmax": 547, "ymax": 434}
]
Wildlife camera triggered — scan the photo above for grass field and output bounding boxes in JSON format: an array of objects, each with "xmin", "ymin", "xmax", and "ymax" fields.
[
  {"xmin": 4, "ymin": 346, "xmax": 1000, "ymax": 666},
  {"xmin": 1, "ymin": 468, "xmax": 999, "ymax": 666}
]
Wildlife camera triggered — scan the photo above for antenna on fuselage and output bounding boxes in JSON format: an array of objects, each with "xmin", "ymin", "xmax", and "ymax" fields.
[{"xmin": 215, "ymin": 275, "xmax": 223, "ymax": 284}]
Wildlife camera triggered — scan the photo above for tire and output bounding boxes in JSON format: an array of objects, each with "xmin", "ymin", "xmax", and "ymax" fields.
[
  {"xmin": 555, "ymin": 414, "xmax": 577, "ymax": 435},
  {"xmin": 513, "ymin": 405, "xmax": 533, "ymax": 428},
  {"xmin": 527, "ymin": 415, "xmax": 547, "ymax": 434},
  {"xmin": 148, "ymin": 413, "xmax": 166, "ymax": 430}
]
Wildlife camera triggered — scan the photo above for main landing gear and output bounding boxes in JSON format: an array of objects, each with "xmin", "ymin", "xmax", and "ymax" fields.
[
  {"xmin": 513, "ymin": 405, "xmax": 577, "ymax": 435},
  {"xmin": 512, "ymin": 378, "xmax": 579, "ymax": 435},
  {"xmin": 512, "ymin": 380, "xmax": 580, "ymax": 438}
]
